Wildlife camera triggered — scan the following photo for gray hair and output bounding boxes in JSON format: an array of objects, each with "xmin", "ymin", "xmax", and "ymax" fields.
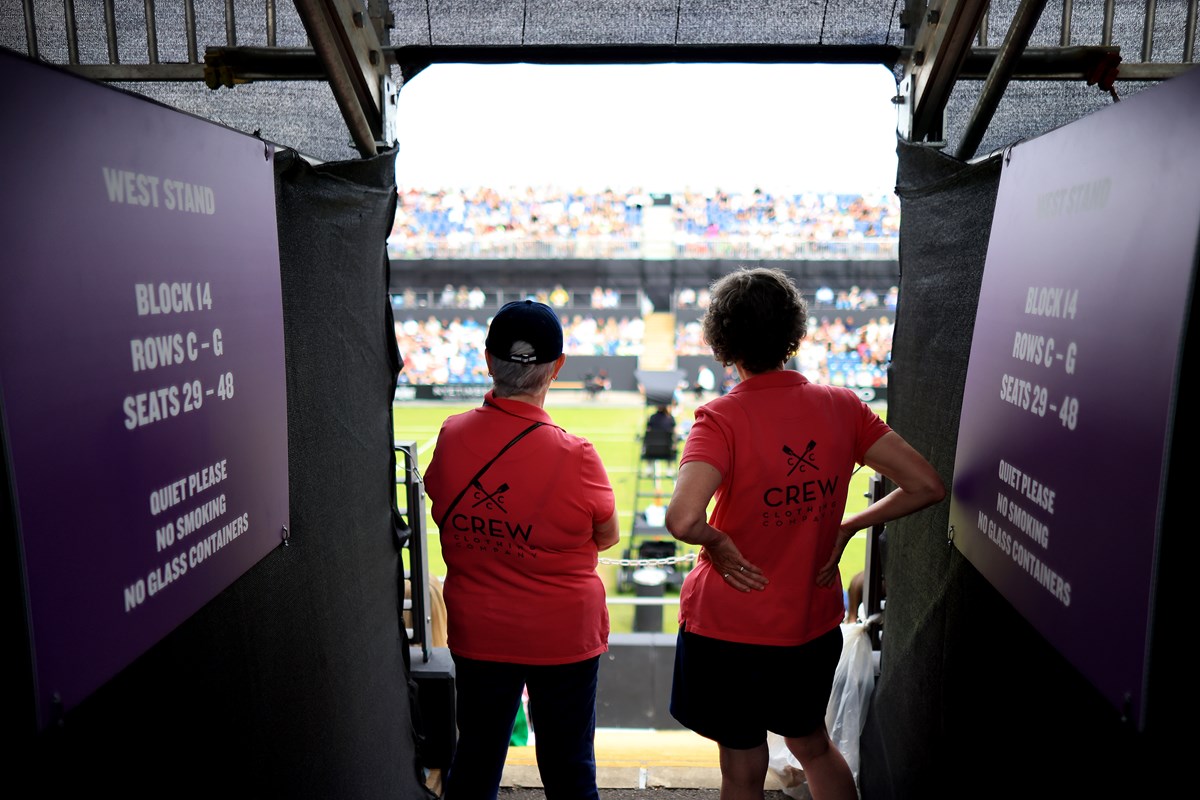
[{"xmin": 490, "ymin": 340, "xmax": 557, "ymax": 397}]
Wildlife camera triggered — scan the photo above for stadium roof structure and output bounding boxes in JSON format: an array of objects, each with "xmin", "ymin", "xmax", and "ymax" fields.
[{"xmin": 2, "ymin": 1, "xmax": 1196, "ymax": 167}]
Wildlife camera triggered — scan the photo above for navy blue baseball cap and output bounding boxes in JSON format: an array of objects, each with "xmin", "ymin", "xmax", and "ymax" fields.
[{"xmin": 486, "ymin": 300, "xmax": 564, "ymax": 364}]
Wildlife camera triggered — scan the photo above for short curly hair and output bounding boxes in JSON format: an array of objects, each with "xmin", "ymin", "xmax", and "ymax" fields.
[{"xmin": 702, "ymin": 267, "xmax": 808, "ymax": 374}]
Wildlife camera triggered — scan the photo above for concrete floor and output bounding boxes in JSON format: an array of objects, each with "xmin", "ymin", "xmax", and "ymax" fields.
[
  {"xmin": 494, "ymin": 729, "xmax": 806, "ymax": 799},
  {"xmin": 422, "ymin": 728, "xmax": 808, "ymax": 797},
  {"xmin": 499, "ymin": 791, "xmax": 793, "ymax": 799}
]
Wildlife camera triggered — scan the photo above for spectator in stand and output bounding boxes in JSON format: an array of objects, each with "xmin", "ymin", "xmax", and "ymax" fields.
[
  {"xmin": 618, "ymin": 316, "xmax": 645, "ymax": 356},
  {"xmin": 549, "ymin": 284, "xmax": 570, "ymax": 307},
  {"xmin": 719, "ymin": 365, "xmax": 738, "ymax": 396},
  {"xmin": 468, "ymin": 286, "xmax": 487, "ymax": 309},
  {"xmin": 884, "ymin": 286, "xmax": 899, "ymax": 310},
  {"xmin": 692, "ymin": 364, "xmax": 716, "ymax": 400},
  {"xmin": 440, "ymin": 284, "xmax": 456, "ymax": 307},
  {"xmin": 676, "ymin": 319, "xmax": 705, "ymax": 355},
  {"xmin": 814, "ymin": 285, "xmax": 835, "ymax": 306},
  {"xmin": 590, "ymin": 286, "xmax": 606, "ymax": 309},
  {"xmin": 856, "ymin": 333, "xmax": 873, "ymax": 363}
]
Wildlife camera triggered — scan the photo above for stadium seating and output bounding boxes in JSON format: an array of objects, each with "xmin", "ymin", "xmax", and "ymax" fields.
[
  {"xmin": 393, "ymin": 284, "xmax": 893, "ymax": 390},
  {"xmin": 388, "ymin": 186, "xmax": 899, "ymax": 260}
]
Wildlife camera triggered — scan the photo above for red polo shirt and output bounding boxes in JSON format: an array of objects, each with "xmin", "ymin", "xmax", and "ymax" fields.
[
  {"xmin": 424, "ymin": 391, "xmax": 616, "ymax": 664},
  {"xmin": 678, "ymin": 370, "xmax": 891, "ymax": 646}
]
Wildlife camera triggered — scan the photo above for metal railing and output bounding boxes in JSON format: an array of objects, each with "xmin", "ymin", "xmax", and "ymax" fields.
[
  {"xmin": 389, "ymin": 288, "xmax": 646, "ymax": 313},
  {"xmin": 395, "ymin": 440, "xmax": 434, "ymax": 662},
  {"xmin": 18, "ymin": 0, "xmax": 288, "ymax": 81}
]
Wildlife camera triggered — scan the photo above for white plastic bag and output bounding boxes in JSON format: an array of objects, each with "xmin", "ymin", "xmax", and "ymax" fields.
[
  {"xmin": 765, "ymin": 624, "xmax": 875, "ymax": 797},
  {"xmin": 824, "ymin": 622, "xmax": 875, "ymax": 783},
  {"xmin": 767, "ymin": 731, "xmax": 811, "ymax": 799}
]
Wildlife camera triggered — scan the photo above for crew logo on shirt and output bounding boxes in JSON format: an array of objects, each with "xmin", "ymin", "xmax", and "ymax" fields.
[
  {"xmin": 760, "ymin": 440, "xmax": 839, "ymax": 528},
  {"xmin": 471, "ymin": 477, "xmax": 509, "ymax": 512},
  {"xmin": 448, "ymin": 477, "xmax": 538, "ymax": 558},
  {"xmin": 783, "ymin": 440, "xmax": 820, "ymax": 474}
]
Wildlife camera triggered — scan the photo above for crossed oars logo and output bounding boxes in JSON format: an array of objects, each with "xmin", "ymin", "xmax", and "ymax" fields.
[
  {"xmin": 782, "ymin": 441, "xmax": 819, "ymax": 476},
  {"xmin": 472, "ymin": 479, "xmax": 509, "ymax": 512}
]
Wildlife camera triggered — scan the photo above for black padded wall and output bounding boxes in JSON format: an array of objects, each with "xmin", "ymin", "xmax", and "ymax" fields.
[
  {"xmin": 10, "ymin": 147, "xmax": 426, "ymax": 799},
  {"xmin": 859, "ymin": 140, "xmax": 1169, "ymax": 800}
]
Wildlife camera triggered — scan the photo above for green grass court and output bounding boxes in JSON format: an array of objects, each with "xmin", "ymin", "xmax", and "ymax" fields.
[{"xmin": 395, "ymin": 395, "xmax": 882, "ymax": 634}]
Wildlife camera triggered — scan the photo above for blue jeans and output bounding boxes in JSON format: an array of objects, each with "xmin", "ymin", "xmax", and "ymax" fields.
[{"xmin": 444, "ymin": 654, "xmax": 600, "ymax": 800}]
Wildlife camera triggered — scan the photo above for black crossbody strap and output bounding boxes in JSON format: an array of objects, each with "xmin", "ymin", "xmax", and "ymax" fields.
[{"xmin": 436, "ymin": 421, "xmax": 544, "ymax": 531}]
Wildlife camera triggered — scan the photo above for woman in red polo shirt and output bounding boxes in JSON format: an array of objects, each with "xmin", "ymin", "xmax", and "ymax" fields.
[
  {"xmin": 665, "ymin": 268, "xmax": 945, "ymax": 800},
  {"xmin": 424, "ymin": 300, "xmax": 620, "ymax": 800}
]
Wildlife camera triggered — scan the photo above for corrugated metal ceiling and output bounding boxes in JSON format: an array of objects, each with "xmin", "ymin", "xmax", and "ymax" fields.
[{"xmin": 0, "ymin": 1, "xmax": 1194, "ymax": 165}]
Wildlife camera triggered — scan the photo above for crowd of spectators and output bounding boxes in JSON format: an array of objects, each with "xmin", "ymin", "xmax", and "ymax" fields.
[
  {"xmin": 388, "ymin": 186, "xmax": 899, "ymax": 260},
  {"xmin": 674, "ymin": 282, "xmax": 897, "ymax": 312},
  {"xmin": 394, "ymin": 284, "xmax": 895, "ymax": 389},
  {"xmin": 392, "ymin": 281, "xmax": 896, "ymax": 314},
  {"xmin": 674, "ymin": 310, "xmax": 892, "ymax": 389},
  {"xmin": 391, "ymin": 283, "xmax": 636, "ymax": 312},
  {"xmin": 394, "ymin": 312, "xmax": 648, "ymax": 385}
]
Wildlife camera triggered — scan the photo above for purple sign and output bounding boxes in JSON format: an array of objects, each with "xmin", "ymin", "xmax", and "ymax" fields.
[
  {"xmin": 0, "ymin": 51, "xmax": 290, "ymax": 729},
  {"xmin": 949, "ymin": 68, "xmax": 1200, "ymax": 728}
]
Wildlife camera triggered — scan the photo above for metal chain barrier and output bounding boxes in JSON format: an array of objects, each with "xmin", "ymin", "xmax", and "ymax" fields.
[{"xmin": 599, "ymin": 553, "xmax": 698, "ymax": 568}]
